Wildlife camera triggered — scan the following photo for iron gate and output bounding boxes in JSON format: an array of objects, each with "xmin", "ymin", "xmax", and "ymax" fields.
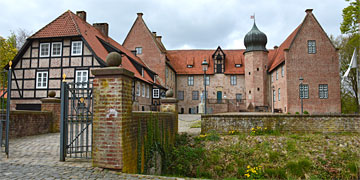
[
  {"xmin": 60, "ymin": 81, "xmax": 93, "ymax": 161},
  {"xmin": 0, "ymin": 68, "xmax": 11, "ymax": 158}
]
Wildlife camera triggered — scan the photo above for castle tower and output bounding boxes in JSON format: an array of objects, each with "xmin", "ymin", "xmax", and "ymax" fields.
[{"xmin": 244, "ymin": 22, "xmax": 268, "ymax": 109}]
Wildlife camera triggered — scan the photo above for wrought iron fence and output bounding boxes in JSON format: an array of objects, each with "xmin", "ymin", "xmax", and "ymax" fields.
[{"xmin": 0, "ymin": 68, "xmax": 11, "ymax": 158}]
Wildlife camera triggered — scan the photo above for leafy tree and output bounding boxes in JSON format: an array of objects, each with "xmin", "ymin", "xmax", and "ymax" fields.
[
  {"xmin": 0, "ymin": 34, "xmax": 17, "ymax": 69},
  {"xmin": 340, "ymin": 0, "xmax": 360, "ymax": 34},
  {"xmin": 11, "ymin": 28, "xmax": 32, "ymax": 50}
]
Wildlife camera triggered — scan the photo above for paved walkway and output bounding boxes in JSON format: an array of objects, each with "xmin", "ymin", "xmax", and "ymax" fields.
[
  {"xmin": 0, "ymin": 133, "xmax": 187, "ymax": 180},
  {"xmin": 178, "ymin": 114, "xmax": 201, "ymax": 135}
]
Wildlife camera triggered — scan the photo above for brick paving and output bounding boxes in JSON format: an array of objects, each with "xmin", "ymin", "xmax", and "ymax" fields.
[{"xmin": 0, "ymin": 133, "xmax": 190, "ymax": 180}]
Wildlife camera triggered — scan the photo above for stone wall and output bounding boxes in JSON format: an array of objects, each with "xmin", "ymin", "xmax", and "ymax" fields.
[
  {"xmin": 201, "ymin": 114, "xmax": 360, "ymax": 134},
  {"xmin": 1, "ymin": 110, "xmax": 53, "ymax": 138}
]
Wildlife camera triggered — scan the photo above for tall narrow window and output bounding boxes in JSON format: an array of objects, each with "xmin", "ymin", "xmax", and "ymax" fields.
[
  {"xmin": 136, "ymin": 83, "xmax": 140, "ymax": 96},
  {"xmin": 36, "ymin": 71, "xmax": 48, "ymax": 88},
  {"xmin": 75, "ymin": 70, "xmax": 88, "ymax": 88},
  {"xmin": 178, "ymin": 91, "xmax": 184, "ymax": 100},
  {"xmin": 271, "ymin": 74, "xmax": 274, "ymax": 83},
  {"xmin": 51, "ymin": 42, "xmax": 62, "ymax": 56},
  {"xmin": 72, "ymin": 41, "xmax": 82, "ymax": 56},
  {"xmin": 40, "ymin": 43, "xmax": 50, "ymax": 57},
  {"xmin": 299, "ymin": 84, "xmax": 309, "ymax": 99},
  {"xmin": 146, "ymin": 85, "xmax": 149, "ymax": 98},
  {"xmin": 188, "ymin": 76, "xmax": 194, "ymax": 86},
  {"xmin": 135, "ymin": 47, "xmax": 142, "ymax": 55},
  {"xmin": 205, "ymin": 75, "xmax": 210, "ymax": 86},
  {"xmin": 278, "ymin": 88, "xmax": 281, "ymax": 101},
  {"xmin": 273, "ymin": 90, "xmax": 276, "ymax": 102},
  {"xmin": 230, "ymin": 75, "xmax": 237, "ymax": 85},
  {"xmin": 192, "ymin": 91, "xmax": 199, "ymax": 100},
  {"xmin": 276, "ymin": 70, "xmax": 278, "ymax": 80},
  {"xmin": 319, "ymin": 84, "xmax": 328, "ymax": 99},
  {"xmin": 142, "ymin": 84, "xmax": 145, "ymax": 97},
  {"xmin": 281, "ymin": 66, "xmax": 284, "ymax": 77},
  {"xmin": 153, "ymin": 89, "xmax": 159, "ymax": 98},
  {"xmin": 308, "ymin": 40, "xmax": 316, "ymax": 54}
]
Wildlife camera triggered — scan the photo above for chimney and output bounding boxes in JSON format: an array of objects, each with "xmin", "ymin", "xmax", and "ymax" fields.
[
  {"xmin": 156, "ymin": 36, "xmax": 162, "ymax": 43},
  {"xmin": 273, "ymin": 45, "xmax": 278, "ymax": 49},
  {"xmin": 305, "ymin": 9, "xmax": 313, "ymax": 14},
  {"xmin": 152, "ymin": 32, "xmax": 157, "ymax": 37},
  {"xmin": 131, "ymin": 50, "xmax": 137, "ymax": 56},
  {"xmin": 137, "ymin": 12, "xmax": 143, "ymax": 17},
  {"xmin": 76, "ymin": 11, "xmax": 87, "ymax": 21},
  {"xmin": 93, "ymin": 23, "xmax": 109, "ymax": 37}
]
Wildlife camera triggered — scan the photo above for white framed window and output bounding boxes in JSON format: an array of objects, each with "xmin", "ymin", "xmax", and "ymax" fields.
[
  {"xmin": 281, "ymin": 66, "xmax": 284, "ymax": 77},
  {"xmin": 142, "ymin": 84, "xmax": 145, "ymax": 97},
  {"xmin": 319, "ymin": 84, "xmax": 328, "ymax": 99},
  {"xmin": 135, "ymin": 47, "xmax": 142, "ymax": 55},
  {"xmin": 75, "ymin": 70, "xmax": 88, "ymax": 88},
  {"xmin": 308, "ymin": 40, "xmax": 316, "ymax": 54},
  {"xmin": 71, "ymin": 41, "xmax": 82, "ymax": 56},
  {"xmin": 300, "ymin": 84, "xmax": 309, "ymax": 99},
  {"xmin": 230, "ymin": 75, "xmax": 237, "ymax": 85},
  {"xmin": 146, "ymin": 85, "xmax": 149, "ymax": 98},
  {"xmin": 136, "ymin": 83, "xmax": 140, "ymax": 96},
  {"xmin": 36, "ymin": 71, "xmax": 48, "ymax": 89},
  {"xmin": 187, "ymin": 65, "xmax": 193, "ymax": 68},
  {"xmin": 40, "ymin": 43, "xmax": 50, "ymax": 57},
  {"xmin": 188, "ymin": 76, "xmax": 194, "ymax": 86},
  {"xmin": 51, "ymin": 42, "xmax": 62, "ymax": 56},
  {"xmin": 205, "ymin": 75, "xmax": 210, "ymax": 86},
  {"xmin": 276, "ymin": 70, "xmax": 278, "ymax": 80},
  {"xmin": 153, "ymin": 89, "xmax": 159, "ymax": 98},
  {"xmin": 278, "ymin": 88, "xmax": 281, "ymax": 101}
]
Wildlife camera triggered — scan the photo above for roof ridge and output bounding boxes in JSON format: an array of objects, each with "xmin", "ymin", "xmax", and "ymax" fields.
[
  {"xmin": 29, "ymin": 10, "xmax": 80, "ymax": 39},
  {"xmin": 68, "ymin": 11, "xmax": 81, "ymax": 35}
]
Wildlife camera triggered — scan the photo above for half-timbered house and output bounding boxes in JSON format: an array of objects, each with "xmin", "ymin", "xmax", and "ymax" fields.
[{"xmin": 9, "ymin": 10, "xmax": 164, "ymax": 111}]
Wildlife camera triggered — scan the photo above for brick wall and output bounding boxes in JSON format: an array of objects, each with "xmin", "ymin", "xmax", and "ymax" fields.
[
  {"xmin": 202, "ymin": 114, "xmax": 360, "ymax": 134},
  {"xmin": 1, "ymin": 110, "xmax": 53, "ymax": 138}
]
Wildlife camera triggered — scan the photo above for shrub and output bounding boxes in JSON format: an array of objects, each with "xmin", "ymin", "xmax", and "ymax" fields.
[
  {"xmin": 295, "ymin": 112, "xmax": 300, "ymax": 114},
  {"xmin": 303, "ymin": 111, "xmax": 309, "ymax": 114}
]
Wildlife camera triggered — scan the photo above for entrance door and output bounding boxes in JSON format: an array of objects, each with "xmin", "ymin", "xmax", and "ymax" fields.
[{"xmin": 217, "ymin": 91, "xmax": 222, "ymax": 103}]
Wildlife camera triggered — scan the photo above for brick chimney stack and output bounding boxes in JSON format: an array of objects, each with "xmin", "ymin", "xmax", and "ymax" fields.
[
  {"xmin": 137, "ymin": 12, "xmax": 143, "ymax": 17},
  {"xmin": 305, "ymin": 9, "xmax": 313, "ymax": 14},
  {"xmin": 156, "ymin": 36, "xmax": 162, "ymax": 43},
  {"xmin": 76, "ymin": 11, "xmax": 87, "ymax": 21},
  {"xmin": 93, "ymin": 23, "xmax": 109, "ymax": 37}
]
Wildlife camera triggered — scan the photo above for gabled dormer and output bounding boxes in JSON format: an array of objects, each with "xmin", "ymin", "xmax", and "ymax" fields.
[{"xmin": 212, "ymin": 46, "xmax": 226, "ymax": 73}]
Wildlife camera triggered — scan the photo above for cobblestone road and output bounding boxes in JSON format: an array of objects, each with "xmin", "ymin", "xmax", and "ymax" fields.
[{"xmin": 0, "ymin": 133, "xmax": 187, "ymax": 180}]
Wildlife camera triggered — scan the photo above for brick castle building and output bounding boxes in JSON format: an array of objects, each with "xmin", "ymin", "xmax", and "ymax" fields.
[{"xmin": 9, "ymin": 9, "xmax": 341, "ymax": 114}]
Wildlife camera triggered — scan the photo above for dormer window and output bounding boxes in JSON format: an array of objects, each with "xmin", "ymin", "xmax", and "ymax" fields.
[
  {"xmin": 213, "ymin": 46, "xmax": 225, "ymax": 74},
  {"xmin": 141, "ymin": 68, "xmax": 144, "ymax": 77},
  {"xmin": 135, "ymin": 47, "xmax": 142, "ymax": 55},
  {"xmin": 187, "ymin": 65, "xmax": 193, "ymax": 68},
  {"xmin": 235, "ymin": 64, "xmax": 242, "ymax": 68}
]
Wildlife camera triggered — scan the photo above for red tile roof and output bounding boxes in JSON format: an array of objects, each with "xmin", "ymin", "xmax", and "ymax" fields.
[
  {"xmin": 268, "ymin": 25, "xmax": 301, "ymax": 72},
  {"xmin": 29, "ymin": 10, "xmax": 153, "ymax": 83},
  {"xmin": 167, "ymin": 49, "xmax": 247, "ymax": 75}
]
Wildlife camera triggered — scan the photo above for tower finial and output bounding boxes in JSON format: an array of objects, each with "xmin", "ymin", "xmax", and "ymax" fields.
[{"xmin": 250, "ymin": 13, "xmax": 255, "ymax": 23}]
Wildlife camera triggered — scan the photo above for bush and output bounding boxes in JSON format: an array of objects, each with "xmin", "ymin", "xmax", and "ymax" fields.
[
  {"xmin": 295, "ymin": 112, "xmax": 300, "ymax": 114},
  {"xmin": 303, "ymin": 111, "xmax": 309, "ymax": 114}
]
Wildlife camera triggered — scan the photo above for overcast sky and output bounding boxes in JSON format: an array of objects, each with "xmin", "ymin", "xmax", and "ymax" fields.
[{"xmin": 0, "ymin": 0, "xmax": 350, "ymax": 50}]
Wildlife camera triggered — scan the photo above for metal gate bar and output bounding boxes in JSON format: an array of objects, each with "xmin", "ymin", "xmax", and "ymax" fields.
[
  {"xmin": 0, "ymin": 66, "xmax": 11, "ymax": 158},
  {"xmin": 60, "ymin": 81, "xmax": 93, "ymax": 161}
]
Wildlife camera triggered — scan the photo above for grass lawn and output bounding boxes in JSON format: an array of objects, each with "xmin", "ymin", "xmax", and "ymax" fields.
[{"xmin": 164, "ymin": 131, "xmax": 360, "ymax": 179}]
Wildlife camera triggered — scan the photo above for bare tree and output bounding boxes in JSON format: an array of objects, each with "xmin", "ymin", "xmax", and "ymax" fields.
[{"xmin": 11, "ymin": 28, "xmax": 32, "ymax": 50}]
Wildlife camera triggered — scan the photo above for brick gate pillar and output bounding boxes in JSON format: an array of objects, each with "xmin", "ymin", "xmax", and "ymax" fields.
[
  {"xmin": 40, "ymin": 91, "xmax": 61, "ymax": 133},
  {"xmin": 160, "ymin": 89, "xmax": 179, "ymax": 134},
  {"xmin": 91, "ymin": 66, "xmax": 134, "ymax": 170}
]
